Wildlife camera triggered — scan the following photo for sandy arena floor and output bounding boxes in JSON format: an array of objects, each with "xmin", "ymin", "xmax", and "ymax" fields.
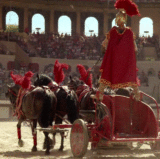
[{"xmin": 0, "ymin": 121, "xmax": 158, "ymax": 159}]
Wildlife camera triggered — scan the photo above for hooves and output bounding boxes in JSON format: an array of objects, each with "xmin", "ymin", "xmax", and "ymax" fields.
[
  {"xmin": 32, "ymin": 145, "xmax": 50, "ymax": 155},
  {"xmin": 32, "ymin": 146, "xmax": 37, "ymax": 152},
  {"xmin": 59, "ymin": 146, "xmax": 64, "ymax": 151},
  {"xmin": 43, "ymin": 138, "xmax": 54, "ymax": 149},
  {"xmin": 43, "ymin": 141, "xmax": 46, "ymax": 149},
  {"xmin": 45, "ymin": 150, "xmax": 50, "ymax": 155},
  {"xmin": 18, "ymin": 139, "xmax": 24, "ymax": 147}
]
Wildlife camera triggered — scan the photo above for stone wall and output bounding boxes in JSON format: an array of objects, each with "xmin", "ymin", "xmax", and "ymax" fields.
[{"xmin": 1, "ymin": 54, "xmax": 160, "ymax": 101}]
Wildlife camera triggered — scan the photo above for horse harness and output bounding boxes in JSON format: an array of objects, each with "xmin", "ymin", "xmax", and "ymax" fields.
[
  {"xmin": 47, "ymin": 82, "xmax": 75, "ymax": 121},
  {"xmin": 8, "ymin": 88, "xmax": 17, "ymax": 97},
  {"xmin": 9, "ymin": 85, "xmax": 52, "ymax": 119},
  {"xmin": 13, "ymin": 87, "xmax": 29, "ymax": 119},
  {"xmin": 76, "ymin": 85, "xmax": 96, "ymax": 110}
]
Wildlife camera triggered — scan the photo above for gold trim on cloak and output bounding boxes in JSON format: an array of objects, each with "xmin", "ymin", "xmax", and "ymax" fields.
[{"xmin": 99, "ymin": 78, "xmax": 138, "ymax": 89}]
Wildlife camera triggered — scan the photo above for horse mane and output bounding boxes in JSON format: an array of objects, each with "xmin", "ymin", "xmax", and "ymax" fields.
[
  {"xmin": 40, "ymin": 74, "xmax": 53, "ymax": 82},
  {"xmin": 34, "ymin": 74, "xmax": 53, "ymax": 86},
  {"xmin": 68, "ymin": 76, "xmax": 84, "ymax": 91},
  {"xmin": 6, "ymin": 84, "xmax": 21, "ymax": 108},
  {"xmin": 73, "ymin": 77, "xmax": 84, "ymax": 86}
]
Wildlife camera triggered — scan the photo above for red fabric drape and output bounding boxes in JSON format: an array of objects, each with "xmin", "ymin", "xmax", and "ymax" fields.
[{"xmin": 100, "ymin": 26, "xmax": 137, "ymax": 89}]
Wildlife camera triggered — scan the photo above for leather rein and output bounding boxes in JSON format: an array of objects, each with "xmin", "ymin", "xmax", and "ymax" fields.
[{"xmin": 8, "ymin": 88, "xmax": 17, "ymax": 97}]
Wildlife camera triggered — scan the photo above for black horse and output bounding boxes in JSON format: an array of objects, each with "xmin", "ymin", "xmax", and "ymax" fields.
[
  {"xmin": 67, "ymin": 76, "xmax": 97, "ymax": 122},
  {"xmin": 67, "ymin": 76, "xmax": 132, "ymax": 122},
  {"xmin": 67, "ymin": 76, "xmax": 97, "ymax": 110},
  {"xmin": 6, "ymin": 84, "xmax": 57, "ymax": 154},
  {"xmin": 34, "ymin": 74, "xmax": 79, "ymax": 150}
]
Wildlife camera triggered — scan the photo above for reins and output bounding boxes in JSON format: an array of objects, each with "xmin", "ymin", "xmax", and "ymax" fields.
[
  {"xmin": 8, "ymin": 88, "xmax": 17, "ymax": 97},
  {"xmin": 85, "ymin": 55, "xmax": 103, "ymax": 87},
  {"xmin": 55, "ymin": 113, "xmax": 70, "ymax": 124},
  {"xmin": 91, "ymin": 55, "xmax": 102, "ymax": 71}
]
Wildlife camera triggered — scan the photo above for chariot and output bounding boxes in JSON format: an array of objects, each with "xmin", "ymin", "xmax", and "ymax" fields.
[{"xmin": 70, "ymin": 91, "xmax": 160, "ymax": 157}]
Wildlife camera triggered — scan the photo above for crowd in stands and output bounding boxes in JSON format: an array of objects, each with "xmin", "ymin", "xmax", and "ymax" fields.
[
  {"xmin": 0, "ymin": 67, "xmax": 10, "ymax": 97},
  {"xmin": 0, "ymin": 32, "xmax": 36, "ymax": 57},
  {"xmin": 0, "ymin": 31, "xmax": 104, "ymax": 59},
  {"xmin": 136, "ymin": 34, "xmax": 160, "ymax": 60},
  {"xmin": 28, "ymin": 32, "xmax": 103, "ymax": 60},
  {"xmin": 0, "ymin": 31, "xmax": 160, "ymax": 61},
  {"xmin": 137, "ymin": 70, "xmax": 149, "ymax": 86}
]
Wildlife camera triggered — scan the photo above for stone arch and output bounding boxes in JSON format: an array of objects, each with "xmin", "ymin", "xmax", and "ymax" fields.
[
  {"xmin": 81, "ymin": 12, "xmax": 103, "ymax": 36},
  {"xmin": 2, "ymin": 6, "xmax": 24, "ymax": 32},
  {"xmin": 32, "ymin": 13, "xmax": 45, "ymax": 33},
  {"xmin": 139, "ymin": 17, "xmax": 153, "ymax": 37},
  {"xmin": 6, "ymin": 11, "xmax": 19, "ymax": 32},
  {"xmin": 112, "ymin": 18, "xmax": 117, "ymax": 28},
  {"xmin": 28, "ymin": 9, "xmax": 50, "ymax": 33},
  {"xmin": 108, "ymin": 13, "xmax": 116, "ymax": 31},
  {"xmin": 84, "ymin": 16, "xmax": 98, "ymax": 36},
  {"xmin": 58, "ymin": 15, "xmax": 71, "ymax": 35},
  {"xmin": 54, "ymin": 11, "xmax": 76, "ymax": 35}
]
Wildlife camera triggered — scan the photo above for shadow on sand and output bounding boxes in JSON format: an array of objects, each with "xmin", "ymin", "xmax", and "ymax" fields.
[{"xmin": 0, "ymin": 148, "xmax": 157, "ymax": 159}]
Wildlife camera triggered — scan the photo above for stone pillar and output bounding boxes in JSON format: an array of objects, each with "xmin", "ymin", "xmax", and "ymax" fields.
[
  {"xmin": 103, "ymin": 12, "xmax": 109, "ymax": 35},
  {"xmin": 50, "ymin": 10, "xmax": 54, "ymax": 33},
  {"xmin": 0, "ymin": 6, "xmax": 2, "ymax": 30},
  {"xmin": 24, "ymin": 8, "xmax": 29, "ymax": 31},
  {"xmin": 76, "ymin": 12, "xmax": 81, "ymax": 35},
  {"xmin": 131, "ymin": 16, "xmax": 140, "ymax": 37}
]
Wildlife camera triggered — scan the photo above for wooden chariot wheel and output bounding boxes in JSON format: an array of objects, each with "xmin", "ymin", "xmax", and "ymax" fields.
[{"xmin": 70, "ymin": 119, "xmax": 89, "ymax": 157}]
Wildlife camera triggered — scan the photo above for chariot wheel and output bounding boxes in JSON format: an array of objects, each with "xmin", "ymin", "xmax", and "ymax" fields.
[
  {"xmin": 70, "ymin": 119, "xmax": 89, "ymax": 157},
  {"xmin": 150, "ymin": 141, "xmax": 160, "ymax": 157}
]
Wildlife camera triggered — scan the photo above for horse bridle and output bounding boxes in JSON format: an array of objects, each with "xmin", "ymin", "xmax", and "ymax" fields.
[
  {"xmin": 8, "ymin": 88, "xmax": 17, "ymax": 97},
  {"xmin": 68, "ymin": 83, "xmax": 77, "ymax": 91},
  {"xmin": 7, "ymin": 88, "xmax": 17, "ymax": 110}
]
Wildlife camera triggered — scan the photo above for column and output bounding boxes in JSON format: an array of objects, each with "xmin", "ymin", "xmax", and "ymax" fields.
[
  {"xmin": 50, "ymin": 10, "xmax": 54, "ymax": 33},
  {"xmin": 0, "ymin": 6, "xmax": 2, "ymax": 30},
  {"xmin": 76, "ymin": 12, "xmax": 81, "ymax": 35},
  {"xmin": 131, "ymin": 16, "xmax": 139, "ymax": 37},
  {"xmin": 24, "ymin": 7, "xmax": 29, "ymax": 31},
  {"xmin": 103, "ymin": 12, "xmax": 108, "ymax": 35}
]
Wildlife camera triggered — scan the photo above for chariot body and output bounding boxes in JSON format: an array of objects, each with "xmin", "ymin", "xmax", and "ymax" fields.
[{"xmin": 70, "ymin": 91, "xmax": 160, "ymax": 157}]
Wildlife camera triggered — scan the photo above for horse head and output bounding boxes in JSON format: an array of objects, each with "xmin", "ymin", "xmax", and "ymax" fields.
[
  {"xmin": 5, "ymin": 84, "xmax": 21, "ymax": 110},
  {"xmin": 34, "ymin": 73, "xmax": 53, "ymax": 86},
  {"xmin": 67, "ymin": 76, "xmax": 83, "ymax": 91}
]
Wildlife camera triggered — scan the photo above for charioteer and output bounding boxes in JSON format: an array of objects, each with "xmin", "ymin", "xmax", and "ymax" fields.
[{"xmin": 92, "ymin": 0, "xmax": 141, "ymax": 101}]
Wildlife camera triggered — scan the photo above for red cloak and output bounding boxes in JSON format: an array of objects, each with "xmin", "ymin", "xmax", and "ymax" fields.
[{"xmin": 100, "ymin": 26, "xmax": 137, "ymax": 89}]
